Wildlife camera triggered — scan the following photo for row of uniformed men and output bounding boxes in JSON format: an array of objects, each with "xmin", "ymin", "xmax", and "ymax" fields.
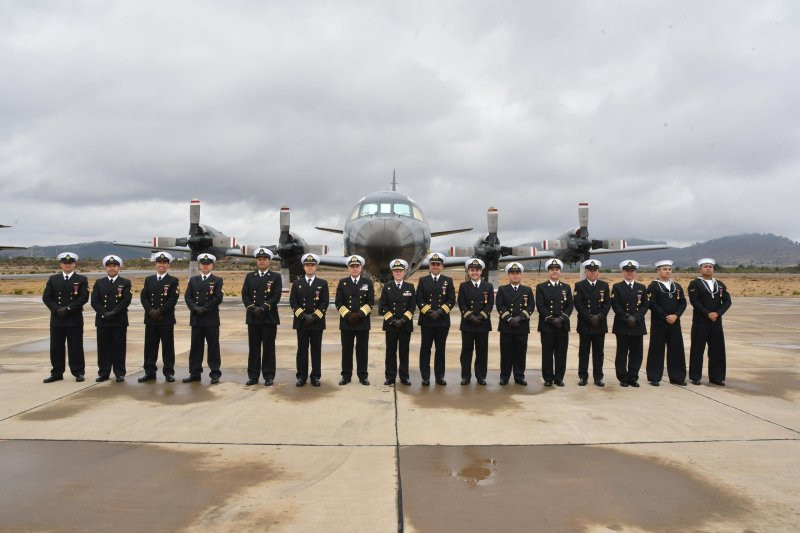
[{"xmin": 41, "ymin": 249, "xmax": 731, "ymax": 388}]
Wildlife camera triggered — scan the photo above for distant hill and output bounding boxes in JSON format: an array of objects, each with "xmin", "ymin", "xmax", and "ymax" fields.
[{"xmin": 0, "ymin": 241, "xmax": 188, "ymax": 261}]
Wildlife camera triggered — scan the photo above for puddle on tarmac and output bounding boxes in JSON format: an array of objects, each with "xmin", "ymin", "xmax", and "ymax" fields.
[
  {"xmin": 725, "ymin": 370, "xmax": 799, "ymax": 401},
  {"xmin": 0, "ymin": 440, "xmax": 280, "ymax": 531},
  {"xmin": 269, "ymin": 381, "xmax": 336, "ymax": 403},
  {"xmin": 401, "ymin": 445, "xmax": 750, "ymax": 532}
]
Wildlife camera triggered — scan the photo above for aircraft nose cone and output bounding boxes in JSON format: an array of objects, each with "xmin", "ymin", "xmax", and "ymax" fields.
[{"xmin": 355, "ymin": 218, "xmax": 415, "ymax": 271}]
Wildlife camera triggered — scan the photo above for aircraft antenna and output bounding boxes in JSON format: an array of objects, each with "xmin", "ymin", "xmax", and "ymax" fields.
[{"xmin": 391, "ymin": 169, "xmax": 398, "ymax": 191}]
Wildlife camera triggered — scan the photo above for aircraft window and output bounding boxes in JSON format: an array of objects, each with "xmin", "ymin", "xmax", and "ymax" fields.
[
  {"xmin": 380, "ymin": 203, "xmax": 391, "ymax": 213},
  {"xmin": 349, "ymin": 206, "xmax": 360, "ymax": 221},
  {"xmin": 393, "ymin": 203, "xmax": 411, "ymax": 217},
  {"xmin": 359, "ymin": 203, "xmax": 378, "ymax": 216},
  {"xmin": 412, "ymin": 206, "xmax": 424, "ymax": 221}
]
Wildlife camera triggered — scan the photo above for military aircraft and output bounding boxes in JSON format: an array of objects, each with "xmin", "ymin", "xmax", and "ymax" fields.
[{"xmin": 0, "ymin": 225, "xmax": 27, "ymax": 251}]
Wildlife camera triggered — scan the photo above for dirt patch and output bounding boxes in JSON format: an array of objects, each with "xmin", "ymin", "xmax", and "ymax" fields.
[
  {"xmin": 401, "ymin": 445, "xmax": 750, "ymax": 532},
  {"xmin": 0, "ymin": 440, "xmax": 279, "ymax": 532},
  {"xmin": 725, "ymin": 370, "xmax": 800, "ymax": 401}
]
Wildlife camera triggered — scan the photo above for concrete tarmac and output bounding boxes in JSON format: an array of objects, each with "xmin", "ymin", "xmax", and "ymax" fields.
[{"xmin": 0, "ymin": 295, "xmax": 797, "ymax": 531}]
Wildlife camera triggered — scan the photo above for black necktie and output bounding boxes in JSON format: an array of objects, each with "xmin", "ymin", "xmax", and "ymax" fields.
[
  {"xmin": 109, "ymin": 278, "xmax": 114, "ymax": 284},
  {"xmin": 202, "ymin": 276, "xmax": 207, "ymax": 282},
  {"xmin": 513, "ymin": 286, "xmax": 518, "ymax": 291},
  {"xmin": 64, "ymin": 276, "xmax": 69, "ymax": 281},
  {"xmin": 474, "ymin": 282, "xmax": 478, "ymax": 288},
  {"xmin": 157, "ymin": 276, "xmax": 162, "ymax": 282},
  {"xmin": 307, "ymin": 278, "xmax": 313, "ymax": 284}
]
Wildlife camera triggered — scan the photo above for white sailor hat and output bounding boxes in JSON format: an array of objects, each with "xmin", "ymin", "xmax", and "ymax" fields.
[
  {"xmin": 197, "ymin": 253, "xmax": 216, "ymax": 263},
  {"xmin": 57, "ymin": 252, "xmax": 78, "ymax": 262},
  {"xmin": 620, "ymin": 259, "xmax": 639, "ymax": 271},
  {"xmin": 545, "ymin": 258, "xmax": 563, "ymax": 270},
  {"xmin": 302, "ymin": 253, "xmax": 320, "ymax": 265},
  {"xmin": 253, "ymin": 247, "xmax": 274, "ymax": 259},
  {"xmin": 390, "ymin": 258, "xmax": 408, "ymax": 270},
  {"xmin": 654, "ymin": 259, "xmax": 674, "ymax": 269},
  {"xmin": 152, "ymin": 252, "xmax": 174, "ymax": 263},
  {"xmin": 102, "ymin": 255, "xmax": 122, "ymax": 267},
  {"xmin": 505, "ymin": 262, "xmax": 524, "ymax": 273},
  {"xmin": 428, "ymin": 253, "xmax": 444, "ymax": 264},
  {"xmin": 347, "ymin": 254, "xmax": 365, "ymax": 266},
  {"xmin": 465, "ymin": 258, "xmax": 485, "ymax": 270},
  {"xmin": 582, "ymin": 259, "xmax": 601, "ymax": 269},
  {"xmin": 697, "ymin": 257, "xmax": 716, "ymax": 267}
]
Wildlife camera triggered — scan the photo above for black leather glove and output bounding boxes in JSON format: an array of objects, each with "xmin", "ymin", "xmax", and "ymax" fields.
[
  {"xmin": 508, "ymin": 316, "xmax": 523, "ymax": 327},
  {"xmin": 148, "ymin": 309, "xmax": 162, "ymax": 320},
  {"xmin": 391, "ymin": 318, "xmax": 405, "ymax": 329},
  {"xmin": 550, "ymin": 316, "xmax": 563, "ymax": 329},
  {"xmin": 469, "ymin": 315, "xmax": 483, "ymax": 326},
  {"xmin": 251, "ymin": 306, "xmax": 264, "ymax": 318},
  {"xmin": 56, "ymin": 307, "xmax": 70, "ymax": 318},
  {"xmin": 347, "ymin": 312, "xmax": 361, "ymax": 325},
  {"xmin": 104, "ymin": 309, "xmax": 116, "ymax": 318},
  {"xmin": 625, "ymin": 315, "xmax": 637, "ymax": 328},
  {"xmin": 194, "ymin": 307, "xmax": 206, "ymax": 316},
  {"xmin": 303, "ymin": 313, "xmax": 315, "ymax": 326},
  {"xmin": 428, "ymin": 309, "xmax": 442, "ymax": 320},
  {"xmin": 588, "ymin": 314, "xmax": 601, "ymax": 327}
]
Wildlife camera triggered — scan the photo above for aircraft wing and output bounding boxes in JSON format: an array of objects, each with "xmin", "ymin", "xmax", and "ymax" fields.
[
  {"xmin": 314, "ymin": 226, "xmax": 344, "ymax": 234},
  {"xmin": 430, "ymin": 228, "xmax": 473, "ymax": 238},
  {"xmin": 113, "ymin": 241, "xmax": 191, "ymax": 253},
  {"xmin": 590, "ymin": 244, "xmax": 668, "ymax": 255}
]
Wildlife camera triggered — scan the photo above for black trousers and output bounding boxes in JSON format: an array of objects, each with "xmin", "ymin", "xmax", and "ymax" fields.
[
  {"xmin": 540, "ymin": 332, "xmax": 568, "ymax": 383},
  {"xmin": 499, "ymin": 333, "xmax": 528, "ymax": 381},
  {"xmin": 341, "ymin": 330, "xmax": 369, "ymax": 380},
  {"xmin": 296, "ymin": 330, "xmax": 323, "ymax": 381},
  {"xmin": 689, "ymin": 320, "xmax": 727, "ymax": 382},
  {"xmin": 143, "ymin": 324, "xmax": 175, "ymax": 377},
  {"xmin": 578, "ymin": 333, "xmax": 605, "ymax": 381},
  {"xmin": 189, "ymin": 326, "xmax": 221, "ymax": 379},
  {"xmin": 419, "ymin": 326, "xmax": 448, "ymax": 381},
  {"xmin": 615, "ymin": 334, "xmax": 643, "ymax": 384},
  {"xmin": 385, "ymin": 329, "xmax": 411, "ymax": 381},
  {"xmin": 49, "ymin": 325, "xmax": 85, "ymax": 377},
  {"xmin": 647, "ymin": 321, "xmax": 686, "ymax": 383},
  {"xmin": 247, "ymin": 324, "xmax": 277, "ymax": 381},
  {"xmin": 460, "ymin": 331, "xmax": 488, "ymax": 381},
  {"xmin": 96, "ymin": 326, "xmax": 127, "ymax": 378}
]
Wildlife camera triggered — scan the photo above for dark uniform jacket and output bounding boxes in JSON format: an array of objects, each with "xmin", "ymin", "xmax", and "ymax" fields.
[
  {"xmin": 416, "ymin": 274, "xmax": 456, "ymax": 328},
  {"xmin": 91, "ymin": 277, "xmax": 132, "ymax": 328},
  {"xmin": 687, "ymin": 278, "xmax": 732, "ymax": 323},
  {"xmin": 140, "ymin": 273, "xmax": 180, "ymax": 325},
  {"xmin": 290, "ymin": 276, "xmax": 329, "ymax": 331},
  {"xmin": 458, "ymin": 281, "xmax": 494, "ymax": 333},
  {"xmin": 536, "ymin": 280, "xmax": 574, "ymax": 333},
  {"xmin": 496, "ymin": 284, "xmax": 535, "ymax": 334},
  {"xmin": 241, "ymin": 270, "xmax": 282, "ymax": 325},
  {"xmin": 573, "ymin": 279, "xmax": 611, "ymax": 334},
  {"xmin": 611, "ymin": 280, "xmax": 649, "ymax": 335},
  {"xmin": 379, "ymin": 281, "xmax": 416, "ymax": 333},
  {"xmin": 42, "ymin": 273, "xmax": 89, "ymax": 327},
  {"xmin": 647, "ymin": 280, "xmax": 687, "ymax": 323},
  {"xmin": 185, "ymin": 274, "xmax": 224, "ymax": 327},
  {"xmin": 335, "ymin": 276, "xmax": 374, "ymax": 331}
]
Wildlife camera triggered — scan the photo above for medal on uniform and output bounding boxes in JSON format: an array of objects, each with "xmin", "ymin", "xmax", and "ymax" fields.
[
  {"xmin": 209, "ymin": 283, "xmax": 215, "ymax": 294},
  {"xmin": 561, "ymin": 289, "xmax": 566, "ymax": 302},
  {"xmin": 314, "ymin": 289, "xmax": 320, "ymax": 301},
  {"xmin": 163, "ymin": 285, "xmax": 169, "ymax": 296},
  {"xmin": 72, "ymin": 282, "xmax": 79, "ymax": 296},
  {"xmin": 523, "ymin": 294, "xmax": 528, "ymax": 306},
  {"xmin": 442, "ymin": 281, "xmax": 447, "ymax": 295},
  {"xmin": 117, "ymin": 286, "xmax": 123, "ymax": 298},
  {"xmin": 483, "ymin": 291, "xmax": 488, "ymax": 304},
  {"xmin": 267, "ymin": 281, "xmax": 272, "ymax": 292}
]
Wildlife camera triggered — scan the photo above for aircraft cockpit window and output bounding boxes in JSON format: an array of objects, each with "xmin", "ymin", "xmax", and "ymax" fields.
[
  {"xmin": 393, "ymin": 203, "xmax": 411, "ymax": 217},
  {"xmin": 359, "ymin": 203, "xmax": 379, "ymax": 216},
  {"xmin": 412, "ymin": 206, "xmax": 424, "ymax": 221},
  {"xmin": 349, "ymin": 206, "xmax": 360, "ymax": 221},
  {"xmin": 380, "ymin": 203, "xmax": 392, "ymax": 213}
]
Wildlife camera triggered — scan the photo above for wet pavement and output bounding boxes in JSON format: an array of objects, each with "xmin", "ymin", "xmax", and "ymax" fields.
[{"xmin": 0, "ymin": 295, "xmax": 797, "ymax": 531}]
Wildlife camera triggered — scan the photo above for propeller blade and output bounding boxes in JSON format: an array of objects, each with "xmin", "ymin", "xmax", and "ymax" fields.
[
  {"xmin": 189, "ymin": 199, "xmax": 201, "ymax": 236},
  {"xmin": 153, "ymin": 237, "xmax": 178, "ymax": 248},
  {"xmin": 596, "ymin": 239, "xmax": 626, "ymax": 251},
  {"xmin": 487, "ymin": 268, "xmax": 499, "ymax": 289},
  {"xmin": 487, "ymin": 207, "xmax": 498, "ymax": 235},
  {"xmin": 541, "ymin": 239, "xmax": 567, "ymax": 251},
  {"xmin": 449, "ymin": 246, "xmax": 474, "ymax": 257},
  {"xmin": 578, "ymin": 202, "xmax": 589, "ymax": 229},
  {"xmin": 509, "ymin": 246, "xmax": 537, "ymax": 257},
  {"xmin": 188, "ymin": 260, "xmax": 199, "ymax": 278},
  {"xmin": 280, "ymin": 206, "xmax": 290, "ymax": 234}
]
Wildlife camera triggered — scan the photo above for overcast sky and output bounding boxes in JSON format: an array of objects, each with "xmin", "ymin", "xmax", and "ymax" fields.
[{"xmin": 1, "ymin": 1, "xmax": 798, "ymax": 252}]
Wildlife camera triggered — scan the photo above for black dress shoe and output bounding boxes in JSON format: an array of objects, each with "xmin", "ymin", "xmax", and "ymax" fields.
[
  {"xmin": 115, "ymin": 376, "xmax": 125, "ymax": 383},
  {"xmin": 421, "ymin": 380, "xmax": 430, "ymax": 386},
  {"xmin": 75, "ymin": 375, "xmax": 85, "ymax": 382},
  {"xmin": 43, "ymin": 375, "xmax": 63, "ymax": 383},
  {"xmin": 137, "ymin": 374, "xmax": 156, "ymax": 383},
  {"xmin": 543, "ymin": 380, "xmax": 553, "ymax": 387},
  {"xmin": 499, "ymin": 379, "xmax": 509, "ymax": 386},
  {"xmin": 670, "ymin": 380, "xmax": 687, "ymax": 386},
  {"xmin": 594, "ymin": 380, "xmax": 605, "ymax": 387},
  {"xmin": 264, "ymin": 379, "xmax": 274, "ymax": 386},
  {"xmin": 401, "ymin": 378, "xmax": 411, "ymax": 386},
  {"xmin": 554, "ymin": 380, "xmax": 564, "ymax": 387},
  {"xmin": 311, "ymin": 379, "xmax": 320, "ymax": 387},
  {"xmin": 477, "ymin": 379, "xmax": 487, "ymax": 386},
  {"xmin": 359, "ymin": 378, "xmax": 370, "ymax": 386},
  {"xmin": 339, "ymin": 377, "xmax": 351, "ymax": 385},
  {"xmin": 436, "ymin": 378, "xmax": 447, "ymax": 386},
  {"xmin": 578, "ymin": 379, "xmax": 588, "ymax": 386},
  {"xmin": 96, "ymin": 376, "xmax": 109, "ymax": 383},
  {"xmin": 246, "ymin": 378, "xmax": 258, "ymax": 386},
  {"xmin": 515, "ymin": 379, "xmax": 528, "ymax": 386},
  {"xmin": 183, "ymin": 376, "xmax": 200, "ymax": 383},
  {"xmin": 691, "ymin": 379, "xmax": 702, "ymax": 385},
  {"xmin": 384, "ymin": 379, "xmax": 395, "ymax": 386},
  {"xmin": 460, "ymin": 379, "xmax": 470, "ymax": 385},
  {"xmin": 711, "ymin": 380, "xmax": 726, "ymax": 386},
  {"xmin": 649, "ymin": 381, "xmax": 660, "ymax": 386},
  {"xmin": 210, "ymin": 377, "xmax": 220, "ymax": 384},
  {"xmin": 296, "ymin": 379, "xmax": 306, "ymax": 387},
  {"xmin": 165, "ymin": 375, "xmax": 175, "ymax": 383},
  {"xmin": 620, "ymin": 382, "xmax": 629, "ymax": 387},
  {"xmin": 629, "ymin": 381, "xmax": 640, "ymax": 387}
]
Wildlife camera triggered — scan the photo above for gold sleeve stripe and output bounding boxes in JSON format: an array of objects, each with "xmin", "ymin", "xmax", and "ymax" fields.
[
  {"xmin": 403, "ymin": 311, "xmax": 413, "ymax": 320},
  {"xmin": 384, "ymin": 312, "xmax": 394, "ymax": 321},
  {"xmin": 339, "ymin": 306, "xmax": 349, "ymax": 318},
  {"xmin": 463, "ymin": 310, "xmax": 472, "ymax": 318},
  {"xmin": 313, "ymin": 309, "xmax": 324, "ymax": 319},
  {"xmin": 500, "ymin": 311, "xmax": 510, "ymax": 319},
  {"xmin": 294, "ymin": 308, "xmax": 304, "ymax": 317},
  {"xmin": 420, "ymin": 304, "xmax": 431, "ymax": 314},
  {"xmin": 521, "ymin": 311, "xmax": 530, "ymax": 318},
  {"xmin": 440, "ymin": 304, "xmax": 451, "ymax": 314},
  {"xmin": 480, "ymin": 311, "xmax": 489, "ymax": 319},
  {"xmin": 360, "ymin": 304, "xmax": 372, "ymax": 315}
]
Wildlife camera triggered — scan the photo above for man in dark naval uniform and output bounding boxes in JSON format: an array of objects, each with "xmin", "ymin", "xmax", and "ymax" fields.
[
  {"xmin": 496, "ymin": 262, "xmax": 535, "ymax": 386},
  {"xmin": 611, "ymin": 260, "xmax": 649, "ymax": 387},
  {"xmin": 688, "ymin": 257, "xmax": 733, "ymax": 386},
  {"xmin": 380, "ymin": 259, "xmax": 416, "ymax": 386},
  {"xmin": 290, "ymin": 253, "xmax": 329, "ymax": 387},
  {"xmin": 241, "ymin": 247, "xmax": 282, "ymax": 386},
  {"xmin": 416, "ymin": 253, "xmax": 455, "ymax": 386},
  {"xmin": 536, "ymin": 258, "xmax": 573, "ymax": 387},
  {"xmin": 42, "ymin": 252, "xmax": 89, "ymax": 383},
  {"xmin": 335, "ymin": 255, "xmax": 374, "ymax": 385},
  {"xmin": 184, "ymin": 253, "xmax": 224, "ymax": 384},
  {"xmin": 90, "ymin": 255, "xmax": 132, "ymax": 382},
  {"xmin": 573, "ymin": 259, "xmax": 611, "ymax": 387},
  {"xmin": 139, "ymin": 252, "xmax": 179, "ymax": 382},
  {"xmin": 646, "ymin": 259, "xmax": 687, "ymax": 386},
  {"xmin": 458, "ymin": 258, "xmax": 494, "ymax": 386}
]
